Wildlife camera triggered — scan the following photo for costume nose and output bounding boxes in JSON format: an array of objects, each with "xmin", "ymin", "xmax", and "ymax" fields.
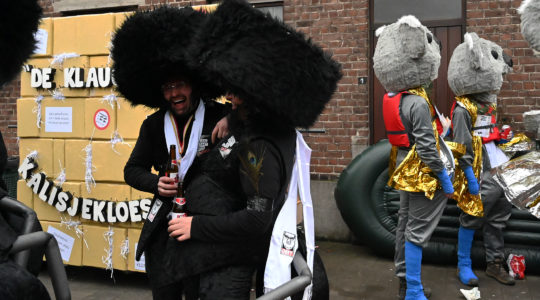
[{"xmin": 503, "ymin": 52, "xmax": 513, "ymax": 67}]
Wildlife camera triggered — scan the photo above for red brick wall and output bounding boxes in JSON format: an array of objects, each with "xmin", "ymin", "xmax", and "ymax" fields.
[
  {"xmin": 285, "ymin": 0, "xmax": 370, "ymax": 179},
  {"xmin": 466, "ymin": 0, "xmax": 540, "ymax": 130}
]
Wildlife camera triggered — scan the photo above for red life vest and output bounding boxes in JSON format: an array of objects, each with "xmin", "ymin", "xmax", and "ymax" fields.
[
  {"xmin": 383, "ymin": 91, "xmax": 443, "ymax": 147},
  {"xmin": 383, "ymin": 92, "xmax": 411, "ymax": 147}
]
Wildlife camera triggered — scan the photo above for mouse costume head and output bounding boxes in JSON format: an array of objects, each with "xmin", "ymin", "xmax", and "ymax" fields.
[
  {"xmin": 448, "ymin": 32, "xmax": 512, "ymax": 102},
  {"xmin": 373, "ymin": 15, "xmax": 441, "ymax": 93},
  {"xmin": 519, "ymin": 0, "xmax": 540, "ymax": 56}
]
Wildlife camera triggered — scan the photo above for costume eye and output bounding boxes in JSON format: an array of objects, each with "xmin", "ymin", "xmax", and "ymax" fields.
[
  {"xmin": 426, "ymin": 33, "xmax": 433, "ymax": 43},
  {"xmin": 491, "ymin": 50, "xmax": 499, "ymax": 59}
]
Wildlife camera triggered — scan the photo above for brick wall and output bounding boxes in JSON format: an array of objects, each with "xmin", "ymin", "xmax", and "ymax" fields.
[
  {"xmin": 466, "ymin": 0, "xmax": 540, "ymax": 131},
  {"xmin": 285, "ymin": 0, "xmax": 370, "ymax": 179}
]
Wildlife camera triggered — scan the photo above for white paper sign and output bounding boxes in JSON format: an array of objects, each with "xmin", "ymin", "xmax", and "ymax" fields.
[
  {"xmin": 47, "ymin": 225, "xmax": 75, "ymax": 262},
  {"xmin": 134, "ymin": 243, "xmax": 146, "ymax": 271},
  {"xmin": 45, "ymin": 107, "xmax": 72, "ymax": 132},
  {"xmin": 33, "ymin": 29, "xmax": 48, "ymax": 55},
  {"xmin": 473, "ymin": 115, "xmax": 491, "ymax": 138}
]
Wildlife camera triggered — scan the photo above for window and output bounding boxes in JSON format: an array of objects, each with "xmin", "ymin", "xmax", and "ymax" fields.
[{"xmin": 373, "ymin": 0, "xmax": 462, "ymax": 25}]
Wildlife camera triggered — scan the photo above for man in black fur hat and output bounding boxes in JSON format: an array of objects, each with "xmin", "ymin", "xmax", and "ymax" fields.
[
  {"xmin": 111, "ymin": 6, "xmax": 229, "ymax": 299},
  {"xmin": 164, "ymin": 0, "xmax": 341, "ymax": 299}
]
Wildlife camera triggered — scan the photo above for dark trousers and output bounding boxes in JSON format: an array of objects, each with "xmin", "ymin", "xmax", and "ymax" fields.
[{"xmin": 184, "ymin": 264, "xmax": 255, "ymax": 300}]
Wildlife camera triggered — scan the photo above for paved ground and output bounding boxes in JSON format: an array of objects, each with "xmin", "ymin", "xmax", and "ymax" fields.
[{"xmin": 39, "ymin": 241, "xmax": 540, "ymax": 299}]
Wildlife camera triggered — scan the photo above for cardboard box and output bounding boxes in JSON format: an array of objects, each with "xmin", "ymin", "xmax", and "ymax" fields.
[
  {"xmin": 17, "ymin": 98, "xmax": 41, "ymax": 137},
  {"xmin": 57, "ymin": 56, "xmax": 90, "ymax": 98},
  {"xmin": 82, "ymin": 225, "xmax": 127, "ymax": 270},
  {"xmin": 114, "ymin": 12, "xmax": 133, "ymax": 29},
  {"xmin": 88, "ymin": 56, "xmax": 115, "ymax": 97},
  {"xmin": 53, "ymin": 139, "xmax": 65, "ymax": 177},
  {"xmin": 127, "ymin": 228, "xmax": 145, "ymax": 273},
  {"xmin": 64, "ymin": 139, "xmax": 89, "ymax": 181},
  {"xmin": 34, "ymin": 181, "xmax": 81, "ymax": 223},
  {"xmin": 19, "ymin": 138, "xmax": 54, "ymax": 176},
  {"xmin": 20, "ymin": 58, "xmax": 52, "ymax": 97},
  {"xmin": 116, "ymin": 97, "xmax": 155, "ymax": 140},
  {"xmin": 40, "ymin": 98, "xmax": 86, "ymax": 139},
  {"xmin": 17, "ymin": 179, "xmax": 34, "ymax": 209},
  {"xmin": 91, "ymin": 141, "xmax": 135, "ymax": 182},
  {"xmin": 41, "ymin": 221, "xmax": 83, "ymax": 266},
  {"xmin": 33, "ymin": 18, "xmax": 53, "ymax": 57},
  {"xmin": 84, "ymin": 98, "xmax": 117, "ymax": 140},
  {"xmin": 54, "ymin": 14, "xmax": 115, "ymax": 55},
  {"xmin": 80, "ymin": 183, "xmax": 131, "ymax": 225}
]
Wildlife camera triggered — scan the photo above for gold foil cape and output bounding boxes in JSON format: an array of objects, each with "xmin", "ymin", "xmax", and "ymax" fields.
[
  {"xmin": 492, "ymin": 151, "xmax": 540, "ymax": 219},
  {"xmin": 498, "ymin": 133, "xmax": 534, "ymax": 154},
  {"xmin": 387, "ymin": 87, "xmax": 442, "ymax": 200},
  {"xmin": 452, "ymin": 96, "xmax": 484, "ymax": 217}
]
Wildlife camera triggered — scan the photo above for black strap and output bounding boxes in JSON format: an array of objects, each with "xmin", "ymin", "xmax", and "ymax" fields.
[
  {"xmin": 472, "ymin": 124, "xmax": 494, "ymax": 131},
  {"xmin": 386, "ymin": 130, "xmax": 407, "ymax": 135}
]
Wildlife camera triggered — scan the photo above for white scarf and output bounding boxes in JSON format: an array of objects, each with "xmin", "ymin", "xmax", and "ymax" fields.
[
  {"xmin": 164, "ymin": 99, "xmax": 205, "ymax": 180},
  {"xmin": 264, "ymin": 130, "xmax": 315, "ymax": 300}
]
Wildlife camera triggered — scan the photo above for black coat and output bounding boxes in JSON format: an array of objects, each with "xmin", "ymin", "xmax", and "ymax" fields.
[{"xmin": 124, "ymin": 101, "xmax": 226, "ymax": 286}]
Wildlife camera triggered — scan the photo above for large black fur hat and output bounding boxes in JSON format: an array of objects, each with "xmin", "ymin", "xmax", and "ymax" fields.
[
  {"xmin": 0, "ymin": 0, "xmax": 42, "ymax": 87},
  {"xmin": 111, "ymin": 6, "xmax": 207, "ymax": 108},
  {"xmin": 188, "ymin": 0, "xmax": 342, "ymax": 128}
]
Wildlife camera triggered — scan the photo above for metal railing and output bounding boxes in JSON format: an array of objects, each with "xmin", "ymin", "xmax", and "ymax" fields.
[
  {"xmin": 257, "ymin": 251, "xmax": 312, "ymax": 300},
  {"xmin": 2, "ymin": 196, "xmax": 71, "ymax": 300}
]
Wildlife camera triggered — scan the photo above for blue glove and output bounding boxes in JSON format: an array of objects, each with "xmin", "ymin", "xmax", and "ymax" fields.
[
  {"xmin": 462, "ymin": 166, "xmax": 479, "ymax": 195},
  {"xmin": 436, "ymin": 170, "xmax": 454, "ymax": 195}
]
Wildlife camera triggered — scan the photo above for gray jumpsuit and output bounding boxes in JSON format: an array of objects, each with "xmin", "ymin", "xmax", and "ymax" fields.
[{"xmin": 393, "ymin": 94, "xmax": 450, "ymax": 278}]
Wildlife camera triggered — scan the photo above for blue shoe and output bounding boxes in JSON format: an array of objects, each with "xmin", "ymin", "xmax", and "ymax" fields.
[
  {"xmin": 457, "ymin": 227, "xmax": 479, "ymax": 286},
  {"xmin": 404, "ymin": 241, "xmax": 428, "ymax": 300}
]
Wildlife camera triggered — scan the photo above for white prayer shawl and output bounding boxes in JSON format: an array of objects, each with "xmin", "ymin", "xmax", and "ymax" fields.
[
  {"xmin": 164, "ymin": 99, "xmax": 205, "ymax": 180},
  {"xmin": 264, "ymin": 130, "xmax": 315, "ymax": 300}
]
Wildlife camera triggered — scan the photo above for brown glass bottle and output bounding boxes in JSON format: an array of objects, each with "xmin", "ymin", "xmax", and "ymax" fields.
[
  {"xmin": 170, "ymin": 180, "xmax": 187, "ymax": 219},
  {"xmin": 165, "ymin": 145, "xmax": 178, "ymax": 182}
]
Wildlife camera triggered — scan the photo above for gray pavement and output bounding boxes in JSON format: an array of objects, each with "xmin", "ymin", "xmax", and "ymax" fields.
[{"xmin": 39, "ymin": 241, "xmax": 540, "ymax": 299}]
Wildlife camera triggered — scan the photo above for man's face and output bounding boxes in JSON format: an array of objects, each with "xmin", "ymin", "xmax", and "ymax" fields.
[{"xmin": 162, "ymin": 78, "xmax": 193, "ymax": 117}]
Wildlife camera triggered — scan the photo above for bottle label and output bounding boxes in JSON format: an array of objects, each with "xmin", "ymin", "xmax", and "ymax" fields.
[
  {"xmin": 169, "ymin": 212, "xmax": 187, "ymax": 219},
  {"xmin": 175, "ymin": 197, "xmax": 186, "ymax": 205},
  {"xmin": 168, "ymin": 172, "xmax": 178, "ymax": 180}
]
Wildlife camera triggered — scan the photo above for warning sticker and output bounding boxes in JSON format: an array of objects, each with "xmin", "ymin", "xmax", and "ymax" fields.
[{"xmin": 94, "ymin": 109, "xmax": 110, "ymax": 130}]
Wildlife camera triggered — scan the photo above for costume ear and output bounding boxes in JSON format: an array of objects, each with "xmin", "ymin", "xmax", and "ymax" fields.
[
  {"xmin": 465, "ymin": 32, "xmax": 484, "ymax": 70},
  {"xmin": 397, "ymin": 15, "xmax": 426, "ymax": 59},
  {"xmin": 375, "ymin": 25, "xmax": 386, "ymax": 37}
]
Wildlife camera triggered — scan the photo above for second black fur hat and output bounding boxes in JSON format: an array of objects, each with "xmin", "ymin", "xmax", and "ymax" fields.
[{"xmin": 188, "ymin": 0, "xmax": 342, "ymax": 128}]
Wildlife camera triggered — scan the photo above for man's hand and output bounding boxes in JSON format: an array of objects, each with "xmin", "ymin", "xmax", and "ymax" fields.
[
  {"xmin": 157, "ymin": 176, "xmax": 177, "ymax": 197},
  {"xmin": 168, "ymin": 216, "xmax": 192, "ymax": 241},
  {"xmin": 211, "ymin": 116, "xmax": 229, "ymax": 143}
]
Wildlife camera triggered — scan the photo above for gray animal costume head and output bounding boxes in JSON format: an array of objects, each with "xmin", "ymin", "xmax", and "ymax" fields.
[
  {"xmin": 519, "ymin": 0, "xmax": 540, "ymax": 56},
  {"xmin": 0, "ymin": 0, "xmax": 42, "ymax": 87},
  {"xmin": 448, "ymin": 33, "xmax": 513, "ymax": 102},
  {"xmin": 373, "ymin": 15, "xmax": 441, "ymax": 93}
]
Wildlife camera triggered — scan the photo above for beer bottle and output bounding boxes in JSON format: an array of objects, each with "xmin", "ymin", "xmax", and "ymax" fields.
[
  {"xmin": 165, "ymin": 145, "xmax": 179, "ymax": 181},
  {"xmin": 170, "ymin": 180, "xmax": 187, "ymax": 219}
]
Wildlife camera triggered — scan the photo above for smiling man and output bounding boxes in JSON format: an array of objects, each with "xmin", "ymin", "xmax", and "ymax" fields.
[{"xmin": 111, "ymin": 6, "xmax": 228, "ymax": 299}]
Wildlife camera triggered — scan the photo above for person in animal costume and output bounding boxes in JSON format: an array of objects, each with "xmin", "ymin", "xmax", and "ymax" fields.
[
  {"xmin": 165, "ymin": 0, "xmax": 341, "ymax": 298},
  {"xmin": 519, "ymin": 0, "xmax": 540, "ymax": 56},
  {"xmin": 373, "ymin": 15, "xmax": 456, "ymax": 300},
  {"xmin": 111, "ymin": 6, "xmax": 230, "ymax": 299},
  {"xmin": 448, "ymin": 32, "xmax": 515, "ymax": 287}
]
